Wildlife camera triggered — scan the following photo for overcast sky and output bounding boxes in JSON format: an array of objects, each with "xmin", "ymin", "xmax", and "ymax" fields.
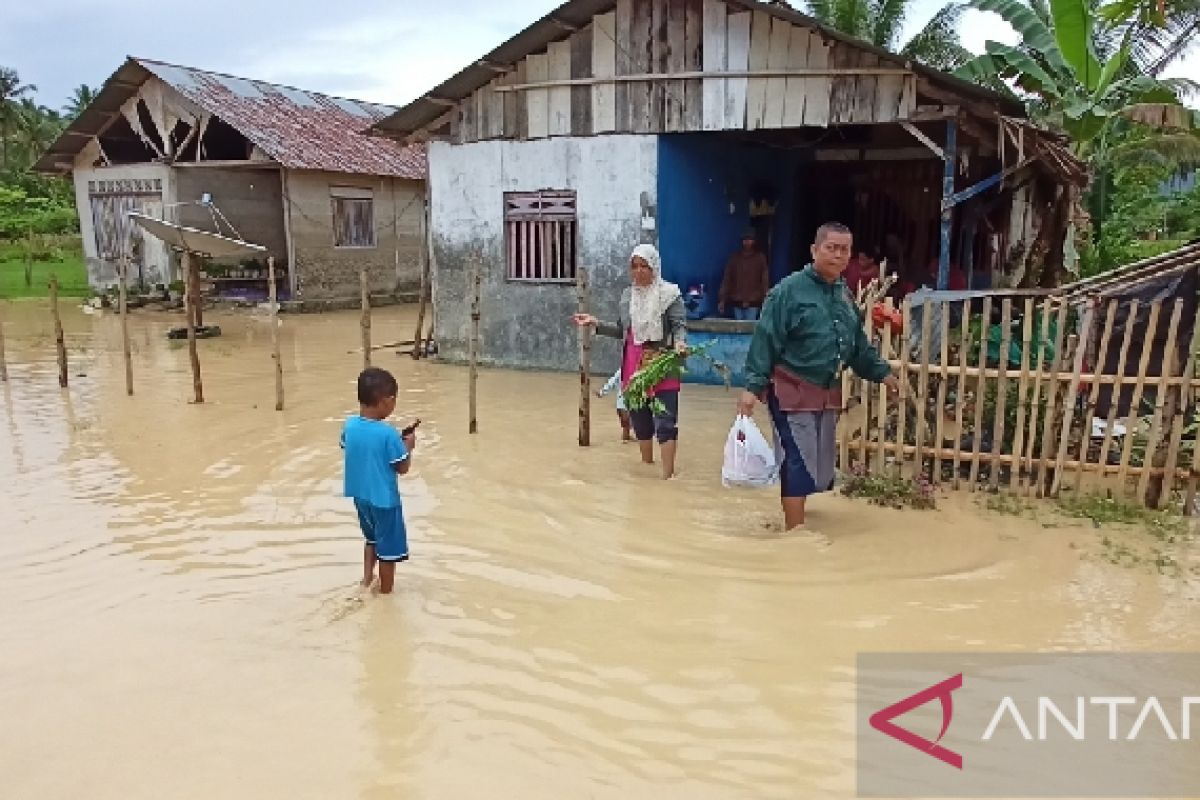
[{"xmin": 4, "ymin": 0, "xmax": 1198, "ymax": 111}]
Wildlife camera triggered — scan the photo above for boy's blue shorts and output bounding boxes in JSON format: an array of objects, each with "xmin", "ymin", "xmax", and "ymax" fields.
[{"xmin": 354, "ymin": 499, "xmax": 409, "ymax": 562}]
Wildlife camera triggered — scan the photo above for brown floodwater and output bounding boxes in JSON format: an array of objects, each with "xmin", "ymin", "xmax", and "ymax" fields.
[{"xmin": 1, "ymin": 299, "xmax": 1198, "ymax": 799}]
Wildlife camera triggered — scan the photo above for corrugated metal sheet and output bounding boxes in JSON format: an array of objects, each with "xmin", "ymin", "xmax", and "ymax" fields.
[{"xmin": 34, "ymin": 57, "xmax": 425, "ymax": 180}]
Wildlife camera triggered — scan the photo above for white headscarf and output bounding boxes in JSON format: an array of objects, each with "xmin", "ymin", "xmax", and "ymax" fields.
[{"xmin": 628, "ymin": 244, "xmax": 681, "ymax": 345}]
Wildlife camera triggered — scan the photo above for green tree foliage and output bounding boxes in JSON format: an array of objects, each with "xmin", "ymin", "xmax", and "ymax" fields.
[
  {"xmin": 802, "ymin": 0, "xmax": 974, "ymax": 70},
  {"xmin": 0, "ymin": 66, "xmax": 78, "ymax": 238}
]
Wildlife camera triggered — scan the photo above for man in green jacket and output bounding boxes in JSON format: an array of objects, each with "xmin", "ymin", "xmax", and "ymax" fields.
[{"xmin": 737, "ymin": 222, "xmax": 900, "ymax": 530}]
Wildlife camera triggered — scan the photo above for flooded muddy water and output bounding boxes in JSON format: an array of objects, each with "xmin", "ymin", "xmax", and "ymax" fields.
[{"xmin": 2, "ymin": 300, "xmax": 1198, "ymax": 799}]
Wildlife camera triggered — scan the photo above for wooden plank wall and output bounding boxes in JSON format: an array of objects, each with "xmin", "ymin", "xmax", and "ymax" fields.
[{"xmin": 450, "ymin": 0, "xmax": 915, "ymax": 143}]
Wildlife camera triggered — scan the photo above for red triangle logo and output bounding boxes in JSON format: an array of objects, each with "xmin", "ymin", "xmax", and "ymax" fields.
[{"xmin": 868, "ymin": 673, "xmax": 964, "ymax": 769}]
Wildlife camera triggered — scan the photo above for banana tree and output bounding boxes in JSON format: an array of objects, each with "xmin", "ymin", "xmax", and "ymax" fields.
[
  {"xmin": 803, "ymin": 0, "xmax": 975, "ymax": 71},
  {"xmin": 953, "ymin": 0, "xmax": 1194, "ymax": 160}
]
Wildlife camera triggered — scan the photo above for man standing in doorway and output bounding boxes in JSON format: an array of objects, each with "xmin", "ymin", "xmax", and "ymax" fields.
[
  {"xmin": 737, "ymin": 222, "xmax": 901, "ymax": 530},
  {"xmin": 718, "ymin": 228, "xmax": 770, "ymax": 320}
]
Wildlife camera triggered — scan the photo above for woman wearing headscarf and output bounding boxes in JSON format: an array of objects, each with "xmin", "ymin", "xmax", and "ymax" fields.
[{"xmin": 572, "ymin": 244, "xmax": 688, "ymax": 479}]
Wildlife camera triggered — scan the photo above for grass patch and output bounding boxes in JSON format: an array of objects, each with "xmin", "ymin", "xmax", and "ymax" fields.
[
  {"xmin": 841, "ymin": 466, "xmax": 937, "ymax": 510},
  {"xmin": 984, "ymin": 494, "xmax": 1031, "ymax": 517},
  {"xmin": 1059, "ymin": 493, "xmax": 1196, "ymax": 578},
  {"xmin": 0, "ymin": 235, "xmax": 88, "ymax": 298}
]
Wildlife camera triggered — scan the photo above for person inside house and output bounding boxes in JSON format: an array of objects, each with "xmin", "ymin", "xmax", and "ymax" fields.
[
  {"xmin": 572, "ymin": 244, "xmax": 688, "ymax": 480},
  {"xmin": 737, "ymin": 222, "xmax": 901, "ymax": 531},
  {"xmin": 718, "ymin": 228, "xmax": 770, "ymax": 321},
  {"xmin": 843, "ymin": 244, "xmax": 882, "ymax": 297}
]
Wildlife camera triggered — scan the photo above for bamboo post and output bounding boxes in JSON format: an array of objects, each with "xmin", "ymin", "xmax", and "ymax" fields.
[
  {"xmin": 840, "ymin": 358, "xmax": 853, "ymax": 472},
  {"xmin": 360, "ymin": 268, "xmax": 371, "ymax": 370},
  {"xmin": 268, "ymin": 256, "xmax": 284, "ymax": 411},
  {"xmin": 895, "ymin": 299, "xmax": 912, "ymax": 477},
  {"xmin": 1019, "ymin": 303, "xmax": 1054, "ymax": 494},
  {"xmin": 951, "ymin": 300, "xmax": 972, "ymax": 489},
  {"xmin": 1033, "ymin": 302, "xmax": 1070, "ymax": 497},
  {"xmin": 181, "ymin": 252, "xmax": 203, "ymax": 403},
  {"xmin": 932, "ymin": 301, "xmax": 950, "ymax": 483},
  {"xmin": 411, "ymin": 207, "xmax": 431, "ymax": 359},
  {"xmin": 967, "ymin": 296, "xmax": 992, "ymax": 490},
  {"xmin": 875, "ymin": 298, "xmax": 894, "ymax": 472},
  {"xmin": 1136, "ymin": 299, "xmax": 1183, "ymax": 504},
  {"xmin": 913, "ymin": 298, "xmax": 933, "ymax": 477},
  {"xmin": 1186, "ymin": 401, "xmax": 1200, "ymax": 514},
  {"xmin": 858, "ymin": 297, "xmax": 876, "ymax": 469},
  {"xmin": 119, "ymin": 257, "xmax": 133, "ymax": 396},
  {"xmin": 1115, "ymin": 301, "xmax": 1163, "ymax": 495},
  {"xmin": 1009, "ymin": 299, "xmax": 1034, "ymax": 495},
  {"xmin": 1074, "ymin": 299, "xmax": 1117, "ymax": 491},
  {"xmin": 989, "ymin": 299, "xmax": 1013, "ymax": 491},
  {"xmin": 468, "ymin": 257, "xmax": 481, "ymax": 435},
  {"xmin": 577, "ymin": 267, "xmax": 592, "ymax": 447},
  {"xmin": 1159, "ymin": 315, "xmax": 1200, "ymax": 510},
  {"xmin": 49, "ymin": 274, "xmax": 68, "ymax": 388},
  {"xmin": 1049, "ymin": 302, "xmax": 1097, "ymax": 497},
  {"xmin": 1096, "ymin": 300, "xmax": 1138, "ymax": 488},
  {"xmin": 190, "ymin": 258, "xmax": 204, "ymax": 329}
]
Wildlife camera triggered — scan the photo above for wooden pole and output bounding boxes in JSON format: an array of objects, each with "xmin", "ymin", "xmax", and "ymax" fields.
[
  {"xmin": 913, "ymin": 298, "xmax": 933, "ymax": 476},
  {"xmin": 858, "ymin": 297, "xmax": 877, "ymax": 470},
  {"xmin": 951, "ymin": 300, "xmax": 971, "ymax": 489},
  {"xmin": 989, "ymin": 299, "xmax": 1013, "ymax": 490},
  {"xmin": 1159, "ymin": 314, "xmax": 1200, "ymax": 510},
  {"xmin": 932, "ymin": 300, "xmax": 950, "ymax": 482},
  {"xmin": 1096, "ymin": 299, "xmax": 1138, "ymax": 488},
  {"xmin": 119, "ymin": 257, "xmax": 133, "ymax": 396},
  {"xmin": 1009, "ymin": 299, "xmax": 1034, "ymax": 495},
  {"xmin": 268, "ymin": 256, "xmax": 284, "ymax": 411},
  {"xmin": 577, "ymin": 267, "xmax": 592, "ymax": 447},
  {"xmin": 1075, "ymin": 298, "xmax": 1118, "ymax": 491},
  {"xmin": 1136, "ymin": 299, "xmax": 1183, "ymax": 504},
  {"xmin": 49, "ymin": 274, "xmax": 68, "ymax": 388},
  {"xmin": 411, "ymin": 204, "xmax": 432, "ymax": 360},
  {"xmin": 1049, "ymin": 302, "xmax": 1096, "ymax": 497},
  {"xmin": 1115, "ymin": 301, "xmax": 1163, "ymax": 495},
  {"xmin": 24, "ymin": 231, "xmax": 34, "ymax": 289},
  {"xmin": 896, "ymin": 299, "xmax": 912, "ymax": 477},
  {"xmin": 359, "ymin": 268, "xmax": 372, "ymax": 370},
  {"xmin": 181, "ymin": 252, "xmax": 203, "ymax": 403},
  {"xmin": 190, "ymin": 258, "xmax": 204, "ymax": 329},
  {"xmin": 1033, "ymin": 302, "xmax": 1071, "ymax": 497},
  {"xmin": 967, "ymin": 296, "xmax": 992, "ymax": 490},
  {"xmin": 874, "ymin": 298, "xmax": 894, "ymax": 472},
  {"xmin": 468, "ymin": 257, "xmax": 481, "ymax": 435},
  {"xmin": 1019, "ymin": 303, "xmax": 1054, "ymax": 494}
]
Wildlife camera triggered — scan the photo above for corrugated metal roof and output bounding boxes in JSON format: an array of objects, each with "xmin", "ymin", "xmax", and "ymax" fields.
[
  {"xmin": 371, "ymin": 0, "xmax": 1025, "ymax": 140},
  {"xmin": 35, "ymin": 57, "xmax": 425, "ymax": 180}
]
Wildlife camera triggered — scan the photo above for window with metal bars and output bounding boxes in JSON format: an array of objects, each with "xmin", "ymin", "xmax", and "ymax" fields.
[
  {"xmin": 331, "ymin": 186, "xmax": 376, "ymax": 248},
  {"xmin": 504, "ymin": 190, "xmax": 578, "ymax": 282}
]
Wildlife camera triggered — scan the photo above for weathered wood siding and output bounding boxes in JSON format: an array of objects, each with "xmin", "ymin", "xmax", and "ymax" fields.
[{"xmin": 448, "ymin": 0, "xmax": 916, "ymax": 143}]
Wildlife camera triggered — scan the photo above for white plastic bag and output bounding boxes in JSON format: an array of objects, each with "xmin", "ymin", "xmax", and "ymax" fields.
[{"xmin": 721, "ymin": 416, "xmax": 780, "ymax": 488}]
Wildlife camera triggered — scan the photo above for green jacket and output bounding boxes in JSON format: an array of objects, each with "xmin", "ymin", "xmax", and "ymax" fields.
[{"xmin": 744, "ymin": 265, "xmax": 891, "ymax": 395}]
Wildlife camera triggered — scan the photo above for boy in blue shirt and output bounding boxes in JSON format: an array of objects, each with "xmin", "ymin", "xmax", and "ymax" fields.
[{"xmin": 341, "ymin": 367, "xmax": 416, "ymax": 594}]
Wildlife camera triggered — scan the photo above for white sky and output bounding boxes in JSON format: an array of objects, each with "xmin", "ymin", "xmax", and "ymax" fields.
[{"xmin": 3, "ymin": 0, "xmax": 1197, "ymax": 111}]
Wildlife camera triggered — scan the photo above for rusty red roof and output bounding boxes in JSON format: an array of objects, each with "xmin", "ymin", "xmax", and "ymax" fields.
[{"xmin": 36, "ymin": 57, "xmax": 425, "ymax": 180}]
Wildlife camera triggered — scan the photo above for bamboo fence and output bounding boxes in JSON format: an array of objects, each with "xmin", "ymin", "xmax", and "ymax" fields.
[{"xmin": 838, "ymin": 293, "xmax": 1200, "ymax": 512}]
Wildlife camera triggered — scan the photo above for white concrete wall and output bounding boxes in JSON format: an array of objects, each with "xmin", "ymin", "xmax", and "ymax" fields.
[
  {"xmin": 72, "ymin": 161, "xmax": 174, "ymax": 289},
  {"xmin": 429, "ymin": 135, "xmax": 658, "ymax": 372}
]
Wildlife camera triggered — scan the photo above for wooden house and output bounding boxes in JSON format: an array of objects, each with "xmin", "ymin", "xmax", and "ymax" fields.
[
  {"xmin": 371, "ymin": 0, "xmax": 1085, "ymax": 377},
  {"xmin": 36, "ymin": 57, "xmax": 427, "ymax": 304}
]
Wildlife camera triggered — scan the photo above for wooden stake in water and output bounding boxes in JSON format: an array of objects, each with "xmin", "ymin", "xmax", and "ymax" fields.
[
  {"xmin": 913, "ymin": 298, "xmax": 933, "ymax": 476},
  {"xmin": 268, "ymin": 256, "xmax": 284, "ymax": 411},
  {"xmin": 896, "ymin": 299, "xmax": 912, "ymax": 477},
  {"xmin": 119, "ymin": 257, "xmax": 133, "ymax": 396},
  {"xmin": 49, "ymin": 274, "xmax": 68, "ymax": 388},
  {"xmin": 181, "ymin": 252, "xmax": 203, "ymax": 403},
  {"xmin": 577, "ymin": 267, "xmax": 592, "ymax": 447},
  {"xmin": 412, "ymin": 206, "xmax": 432, "ymax": 360},
  {"xmin": 875, "ymin": 298, "xmax": 894, "ymax": 472},
  {"xmin": 468, "ymin": 257, "xmax": 482, "ymax": 435},
  {"xmin": 360, "ymin": 268, "xmax": 371, "ymax": 370}
]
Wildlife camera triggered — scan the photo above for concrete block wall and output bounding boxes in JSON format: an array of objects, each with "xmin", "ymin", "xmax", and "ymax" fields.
[
  {"xmin": 285, "ymin": 170, "xmax": 425, "ymax": 300},
  {"xmin": 428, "ymin": 135, "xmax": 658, "ymax": 374}
]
